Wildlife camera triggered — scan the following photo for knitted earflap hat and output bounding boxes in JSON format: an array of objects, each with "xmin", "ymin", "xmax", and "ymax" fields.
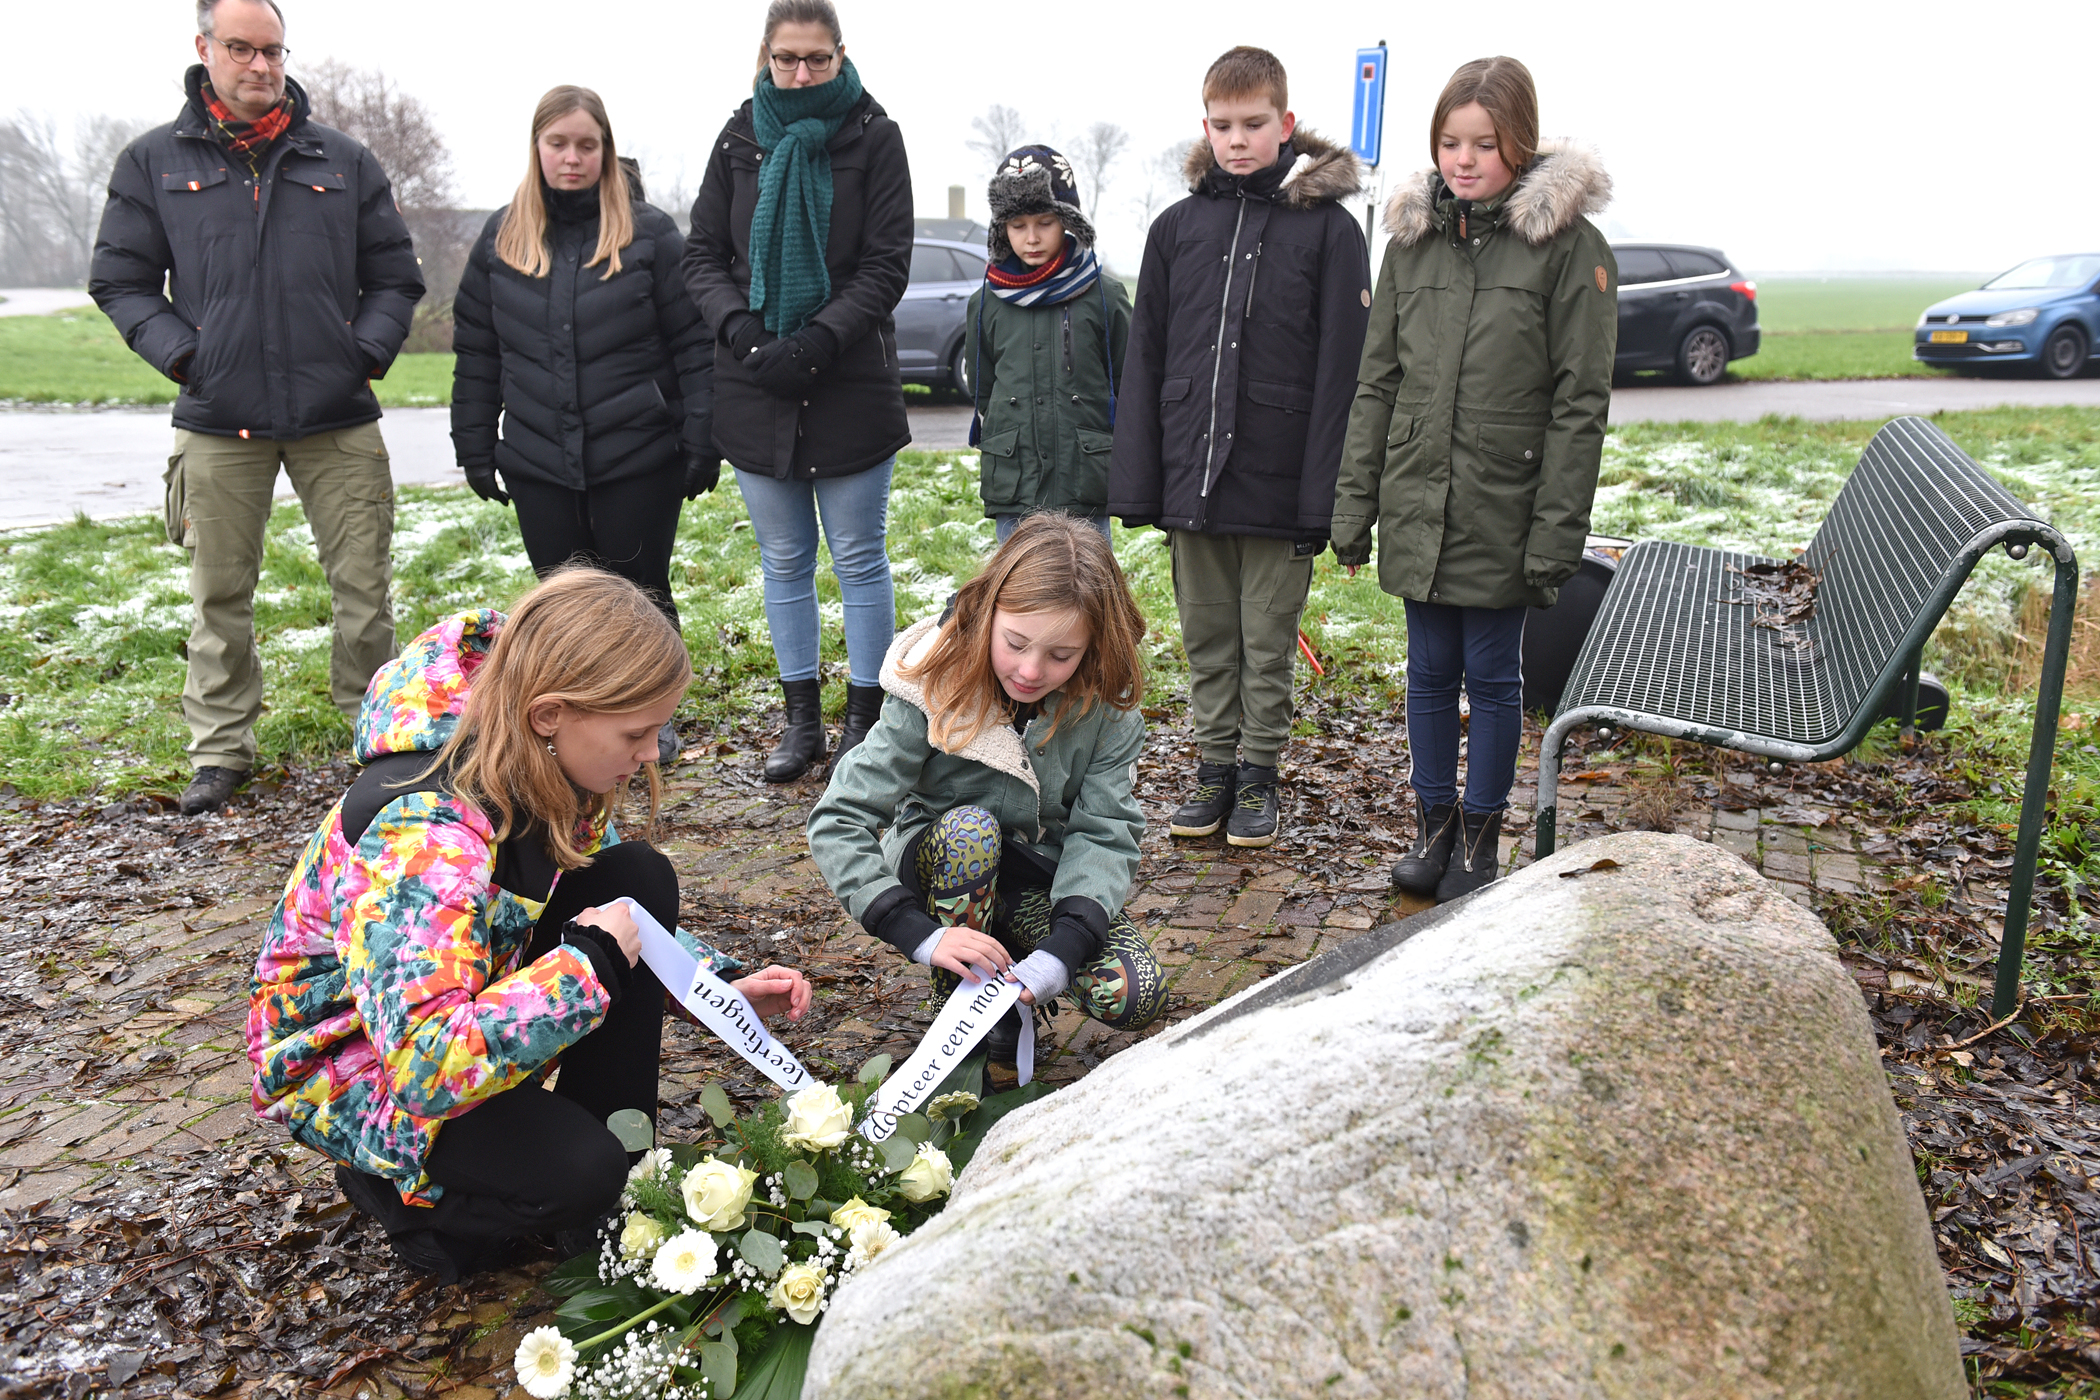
[{"xmin": 986, "ymin": 145, "xmax": 1097, "ymax": 262}]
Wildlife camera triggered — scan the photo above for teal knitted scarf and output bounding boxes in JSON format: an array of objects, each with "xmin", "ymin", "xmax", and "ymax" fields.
[{"xmin": 747, "ymin": 58, "xmax": 865, "ymax": 336}]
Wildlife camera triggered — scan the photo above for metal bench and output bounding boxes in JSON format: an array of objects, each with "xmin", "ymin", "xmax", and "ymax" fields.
[{"xmin": 1535, "ymin": 416, "xmax": 2077, "ymax": 1017}]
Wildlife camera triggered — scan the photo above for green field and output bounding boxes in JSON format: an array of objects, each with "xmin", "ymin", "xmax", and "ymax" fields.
[
  {"xmin": 1750, "ymin": 275, "xmax": 1986, "ymax": 333},
  {"xmin": 0, "ymin": 305, "xmax": 452, "ymax": 407}
]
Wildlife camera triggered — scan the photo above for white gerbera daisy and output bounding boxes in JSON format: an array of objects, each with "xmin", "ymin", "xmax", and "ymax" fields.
[
  {"xmin": 650, "ymin": 1228, "xmax": 718, "ymax": 1294},
  {"xmin": 514, "ymin": 1325, "xmax": 576, "ymax": 1399}
]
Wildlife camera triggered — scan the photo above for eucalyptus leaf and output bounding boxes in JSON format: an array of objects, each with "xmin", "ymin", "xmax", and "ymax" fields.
[
  {"xmin": 701, "ymin": 1083, "xmax": 736, "ymax": 1129},
  {"xmin": 789, "ymin": 1219, "xmax": 831, "ymax": 1237},
  {"xmin": 896, "ymin": 1111, "xmax": 932, "ymax": 1144},
  {"xmin": 605, "ymin": 1108, "xmax": 655, "ymax": 1153},
  {"xmin": 702, "ymin": 1290, "xmax": 750, "ymax": 1338},
  {"xmin": 782, "ymin": 1159, "xmax": 819, "ymax": 1201},
  {"xmin": 877, "ymin": 1134, "xmax": 917, "ymax": 1173},
  {"xmin": 700, "ymin": 1340, "xmax": 738, "ymax": 1395},
  {"xmin": 856, "ymin": 1052, "xmax": 893, "ymax": 1084},
  {"xmin": 739, "ymin": 1227, "xmax": 785, "ymax": 1276}
]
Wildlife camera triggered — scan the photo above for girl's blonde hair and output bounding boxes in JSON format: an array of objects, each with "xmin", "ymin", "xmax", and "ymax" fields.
[
  {"xmin": 1430, "ymin": 57, "xmax": 1539, "ymax": 178},
  {"xmin": 495, "ymin": 86, "xmax": 637, "ymax": 282},
  {"xmin": 902, "ymin": 514, "xmax": 1145, "ymax": 753},
  {"xmin": 423, "ymin": 568, "xmax": 690, "ymax": 870}
]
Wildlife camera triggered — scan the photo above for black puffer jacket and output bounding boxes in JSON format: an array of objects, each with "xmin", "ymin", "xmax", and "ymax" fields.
[
  {"xmin": 683, "ymin": 90, "xmax": 913, "ymax": 480},
  {"xmin": 450, "ymin": 186, "xmax": 712, "ymax": 491},
  {"xmin": 88, "ymin": 68, "xmax": 424, "ymax": 441},
  {"xmin": 1107, "ymin": 129, "xmax": 1370, "ymax": 541}
]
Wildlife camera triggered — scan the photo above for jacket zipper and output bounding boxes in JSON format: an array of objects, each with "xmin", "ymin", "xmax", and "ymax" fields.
[
  {"xmin": 1061, "ymin": 306, "xmax": 1073, "ymax": 376},
  {"xmin": 1199, "ymin": 196, "xmax": 1249, "ymax": 509},
  {"xmin": 1243, "ymin": 243, "xmax": 1263, "ymax": 316}
]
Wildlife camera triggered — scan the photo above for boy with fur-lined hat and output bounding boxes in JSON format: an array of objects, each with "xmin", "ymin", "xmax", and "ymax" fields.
[
  {"xmin": 1108, "ymin": 46, "xmax": 1370, "ymax": 849},
  {"xmin": 965, "ymin": 145, "xmax": 1131, "ymax": 543}
]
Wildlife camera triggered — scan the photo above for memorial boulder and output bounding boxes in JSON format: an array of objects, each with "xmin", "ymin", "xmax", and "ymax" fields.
[{"xmin": 806, "ymin": 832, "xmax": 1965, "ymax": 1400}]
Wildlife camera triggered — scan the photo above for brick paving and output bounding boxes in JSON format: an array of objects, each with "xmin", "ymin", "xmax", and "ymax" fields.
[{"xmin": 0, "ymin": 733, "xmax": 1903, "ymax": 1396}]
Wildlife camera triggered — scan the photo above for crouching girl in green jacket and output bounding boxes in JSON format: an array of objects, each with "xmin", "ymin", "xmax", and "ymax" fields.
[
  {"xmin": 808, "ymin": 514, "xmax": 1166, "ymax": 1064},
  {"xmin": 1333, "ymin": 55, "xmax": 1617, "ymax": 905}
]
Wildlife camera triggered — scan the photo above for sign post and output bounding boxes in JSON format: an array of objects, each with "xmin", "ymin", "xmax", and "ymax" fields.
[{"xmin": 1350, "ymin": 42, "xmax": 1388, "ymax": 251}]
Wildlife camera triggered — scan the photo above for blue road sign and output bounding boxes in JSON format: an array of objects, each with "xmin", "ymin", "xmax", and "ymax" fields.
[{"xmin": 1351, "ymin": 45, "xmax": 1387, "ymax": 168}]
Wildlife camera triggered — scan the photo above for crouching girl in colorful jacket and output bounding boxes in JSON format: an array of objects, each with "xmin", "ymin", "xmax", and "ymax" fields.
[
  {"xmin": 247, "ymin": 568, "xmax": 811, "ymax": 1281},
  {"xmin": 808, "ymin": 515, "xmax": 1168, "ymax": 1067}
]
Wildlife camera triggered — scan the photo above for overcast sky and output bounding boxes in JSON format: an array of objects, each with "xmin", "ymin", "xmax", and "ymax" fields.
[{"xmin": 27, "ymin": 0, "xmax": 2095, "ymax": 277}]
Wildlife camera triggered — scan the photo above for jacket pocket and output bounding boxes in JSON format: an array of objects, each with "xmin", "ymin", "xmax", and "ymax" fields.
[
  {"xmin": 160, "ymin": 167, "xmax": 229, "ymax": 194},
  {"xmin": 1073, "ymin": 427, "xmax": 1114, "ymax": 505},
  {"xmin": 1158, "ymin": 377, "xmax": 1191, "ymax": 405},
  {"xmin": 1244, "ymin": 380, "xmax": 1314, "ymax": 412},
  {"xmin": 1237, "ymin": 380, "xmax": 1316, "ymax": 477},
  {"xmin": 163, "ymin": 449, "xmax": 190, "ymax": 548},
  {"xmin": 978, "ymin": 427, "xmax": 1023, "ymax": 504},
  {"xmin": 1476, "ymin": 420, "xmax": 1545, "ymax": 468}
]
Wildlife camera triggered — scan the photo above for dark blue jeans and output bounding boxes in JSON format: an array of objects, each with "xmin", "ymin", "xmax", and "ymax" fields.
[{"xmin": 1404, "ymin": 600, "xmax": 1527, "ymax": 814}]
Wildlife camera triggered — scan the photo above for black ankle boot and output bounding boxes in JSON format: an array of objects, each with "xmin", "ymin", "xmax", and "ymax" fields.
[
  {"xmin": 763, "ymin": 679, "xmax": 826, "ymax": 783},
  {"xmin": 1434, "ymin": 808, "xmax": 1504, "ymax": 902},
  {"xmin": 1392, "ymin": 797, "xmax": 1459, "ymax": 894},
  {"xmin": 826, "ymin": 683, "xmax": 886, "ymax": 776}
]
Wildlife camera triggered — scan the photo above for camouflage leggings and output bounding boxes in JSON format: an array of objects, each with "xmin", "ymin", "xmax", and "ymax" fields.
[{"xmin": 916, "ymin": 806, "xmax": 1167, "ymax": 1032}]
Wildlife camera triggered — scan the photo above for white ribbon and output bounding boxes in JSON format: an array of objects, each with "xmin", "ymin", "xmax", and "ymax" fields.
[
  {"xmin": 858, "ymin": 973, "xmax": 1033, "ymax": 1143},
  {"xmin": 617, "ymin": 898, "xmax": 813, "ymax": 1094}
]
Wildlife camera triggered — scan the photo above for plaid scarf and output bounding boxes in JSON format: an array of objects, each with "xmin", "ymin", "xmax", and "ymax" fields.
[
  {"xmin": 985, "ymin": 236, "xmax": 1101, "ymax": 308},
  {"xmin": 201, "ymin": 77, "xmax": 293, "ymax": 175}
]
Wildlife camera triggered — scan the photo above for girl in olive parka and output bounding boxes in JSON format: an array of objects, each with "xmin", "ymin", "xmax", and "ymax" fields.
[
  {"xmin": 1333, "ymin": 57, "xmax": 1616, "ymax": 903},
  {"xmin": 965, "ymin": 145, "xmax": 1131, "ymax": 540}
]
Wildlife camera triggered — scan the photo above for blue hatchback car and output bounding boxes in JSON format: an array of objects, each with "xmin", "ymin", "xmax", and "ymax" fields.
[{"xmin": 1914, "ymin": 253, "xmax": 2100, "ymax": 378}]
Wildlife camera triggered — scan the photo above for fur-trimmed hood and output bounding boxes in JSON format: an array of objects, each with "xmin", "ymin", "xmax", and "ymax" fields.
[
  {"xmin": 878, "ymin": 616, "xmax": 1040, "ymax": 794},
  {"xmin": 1382, "ymin": 139, "xmax": 1611, "ymax": 248},
  {"xmin": 1181, "ymin": 125, "xmax": 1364, "ymax": 209}
]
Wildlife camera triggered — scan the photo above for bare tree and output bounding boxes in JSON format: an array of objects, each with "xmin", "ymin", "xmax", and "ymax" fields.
[
  {"xmin": 630, "ymin": 148, "xmax": 697, "ymax": 235},
  {"xmin": 300, "ymin": 59, "xmax": 470, "ymax": 349},
  {"xmin": 0, "ymin": 111, "xmax": 151, "ymax": 286},
  {"xmin": 965, "ymin": 104, "xmax": 1029, "ymax": 175},
  {"xmin": 1068, "ymin": 121, "xmax": 1130, "ymax": 219},
  {"xmin": 1132, "ymin": 140, "xmax": 1194, "ymax": 232}
]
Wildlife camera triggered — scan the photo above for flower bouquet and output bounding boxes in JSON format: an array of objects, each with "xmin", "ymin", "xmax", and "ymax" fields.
[{"xmin": 515, "ymin": 1050, "xmax": 1043, "ymax": 1400}]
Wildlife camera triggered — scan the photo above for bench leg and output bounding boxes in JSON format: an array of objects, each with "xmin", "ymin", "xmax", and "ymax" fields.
[
  {"xmin": 1899, "ymin": 650, "xmax": 1922, "ymax": 743},
  {"xmin": 1536, "ymin": 716, "xmax": 1577, "ymax": 860},
  {"xmin": 1995, "ymin": 556, "xmax": 2078, "ymax": 1019}
]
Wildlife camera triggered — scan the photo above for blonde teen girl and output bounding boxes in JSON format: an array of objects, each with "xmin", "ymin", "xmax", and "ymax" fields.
[{"xmin": 248, "ymin": 569, "xmax": 811, "ymax": 1281}]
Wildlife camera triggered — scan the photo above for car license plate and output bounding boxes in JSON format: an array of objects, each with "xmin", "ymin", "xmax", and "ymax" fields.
[{"xmin": 1930, "ymin": 330, "xmax": 1968, "ymax": 344}]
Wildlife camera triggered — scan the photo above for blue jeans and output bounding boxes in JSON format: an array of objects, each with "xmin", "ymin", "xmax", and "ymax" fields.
[
  {"xmin": 735, "ymin": 461, "xmax": 896, "ymax": 686},
  {"xmin": 1404, "ymin": 599, "xmax": 1527, "ymax": 814},
  {"xmin": 994, "ymin": 512, "xmax": 1112, "ymax": 545}
]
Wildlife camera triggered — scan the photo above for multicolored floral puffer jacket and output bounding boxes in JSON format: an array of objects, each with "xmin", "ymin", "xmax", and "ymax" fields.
[{"xmin": 246, "ymin": 610, "xmax": 730, "ymax": 1204}]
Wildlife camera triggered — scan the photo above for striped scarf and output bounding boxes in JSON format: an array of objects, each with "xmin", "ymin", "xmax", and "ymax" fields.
[{"xmin": 986, "ymin": 236, "xmax": 1100, "ymax": 308}]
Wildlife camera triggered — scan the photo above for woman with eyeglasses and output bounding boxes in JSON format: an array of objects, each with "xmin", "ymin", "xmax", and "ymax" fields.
[
  {"xmin": 452, "ymin": 86, "xmax": 716, "ymax": 767},
  {"xmin": 684, "ymin": 0, "xmax": 912, "ymax": 783}
]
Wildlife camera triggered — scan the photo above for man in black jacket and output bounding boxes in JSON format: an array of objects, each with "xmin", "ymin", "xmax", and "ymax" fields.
[
  {"xmin": 90, "ymin": 0, "xmax": 424, "ymax": 815},
  {"xmin": 1108, "ymin": 47, "xmax": 1369, "ymax": 849}
]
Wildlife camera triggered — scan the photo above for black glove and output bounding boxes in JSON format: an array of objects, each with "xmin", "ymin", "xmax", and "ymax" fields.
[
  {"xmin": 684, "ymin": 449, "xmax": 721, "ymax": 499},
  {"xmin": 720, "ymin": 311, "xmax": 774, "ymax": 361},
  {"xmin": 464, "ymin": 465, "xmax": 510, "ymax": 506},
  {"xmin": 560, "ymin": 919, "xmax": 631, "ymax": 1003},
  {"xmin": 745, "ymin": 326, "xmax": 837, "ymax": 399}
]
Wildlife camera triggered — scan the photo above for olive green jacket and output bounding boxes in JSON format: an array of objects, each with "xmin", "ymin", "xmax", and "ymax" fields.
[
  {"xmin": 1332, "ymin": 141, "xmax": 1618, "ymax": 609},
  {"xmin": 965, "ymin": 274, "xmax": 1132, "ymax": 518},
  {"xmin": 807, "ymin": 615, "xmax": 1146, "ymax": 966}
]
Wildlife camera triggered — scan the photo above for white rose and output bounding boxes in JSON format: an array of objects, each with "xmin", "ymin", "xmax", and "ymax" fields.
[
  {"xmin": 828, "ymin": 1195, "xmax": 891, "ymax": 1232},
  {"xmin": 848, "ymin": 1217, "xmax": 901, "ymax": 1266},
  {"xmin": 896, "ymin": 1143, "xmax": 954, "ymax": 1203},
  {"xmin": 618, "ymin": 1211, "xmax": 667, "ymax": 1260},
  {"xmin": 779, "ymin": 1082, "xmax": 853, "ymax": 1152},
  {"xmin": 768, "ymin": 1260, "xmax": 828, "ymax": 1324},
  {"xmin": 650, "ymin": 1229, "xmax": 718, "ymax": 1294},
  {"xmin": 514, "ymin": 1326, "xmax": 576, "ymax": 1400},
  {"xmin": 680, "ymin": 1156, "xmax": 759, "ymax": 1232}
]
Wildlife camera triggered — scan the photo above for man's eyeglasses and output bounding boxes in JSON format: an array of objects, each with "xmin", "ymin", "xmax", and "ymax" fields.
[
  {"xmin": 210, "ymin": 36, "xmax": 290, "ymax": 67},
  {"xmin": 767, "ymin": 49, "xmax": 836, "ymax": 74}
]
